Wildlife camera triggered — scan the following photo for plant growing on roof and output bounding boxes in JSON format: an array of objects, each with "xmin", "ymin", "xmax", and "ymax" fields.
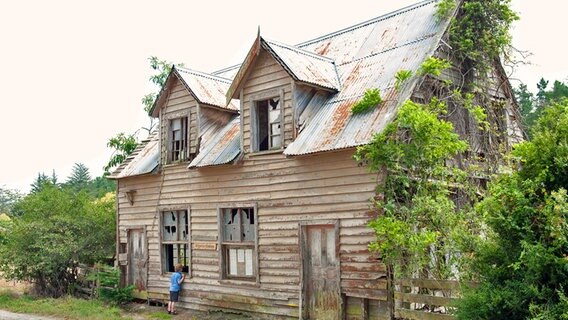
[
  {"xmin": 351, "ymin": 88, "xmax": 383, "ymax": 114},
  {"xmin": 435, "ymin": 0, "xmax": 457, "ymax": 21},
  {"xmin": 394, "ymin": 70, "xmax": 413, "ymax": 91},
  {"xmin": 419, "ymin": 56, "xmax": 452, "ymax": 77}
]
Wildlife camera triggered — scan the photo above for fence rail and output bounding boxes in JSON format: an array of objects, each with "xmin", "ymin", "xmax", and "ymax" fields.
[{"xmin": 392, "ymin": 278, "xmax": 471, "ymax": 320}]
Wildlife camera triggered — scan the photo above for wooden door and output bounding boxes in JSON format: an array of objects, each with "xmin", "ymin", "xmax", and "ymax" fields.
[
  {"xmin": 128, "ymin": 228, "xmax": 147, "ymax": 291},
  {"xmin": 302, "ymin": 224, "xmax": 341, "ymax": 320}
]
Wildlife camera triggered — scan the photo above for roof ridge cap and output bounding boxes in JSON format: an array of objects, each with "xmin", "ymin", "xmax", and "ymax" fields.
[
  {"xmin": 264, "ymin": 39, "xmax": 336, "ymax": 63},
  {"xmin": 175, "ymin": 66, "xmax": 233, "ymax": 84}
]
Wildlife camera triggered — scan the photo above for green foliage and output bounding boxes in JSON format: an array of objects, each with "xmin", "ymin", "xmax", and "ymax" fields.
[
  {"xmin": 30, "ymin": 171, "xmax": 59, "ymax": 194},
  {"xmin": 0, "ymin": 186, "xmax": 116, "ymax": 297},
  {"xmin": 450, "ymin": 0, "xmax": 518, "ymax": 64},
  {"xmin": 418, "ymin": 57, "xmax": 451, "ymax": 77},
  {"xmin": 0, "ymin": 292, "xmax": 126, "ymax": 320},
  {"xmin": 0, "ymin": 186, "xmax": 22, "ymax": 216},
  {"xmin": 355, "ymin": 99, "xmax": 474, "ymax": 278},
  {"xmin": 104, "ymin": 133, "xmax": 138, "ymax": 174},
  {"xmin": 516, "ymin": 79, "xmax": 568, "ymax": 138},
  {"xmin": 64, "ymin": 163, "xmax": 91, "ymax": 192},
  {"xmin": 0, "ymin": 215, "xmax": 11, "ymax": 245},
  {"xmin": 394, "ymin": 70, "xmax": 413, "ymax": 91},
  {"xmin": 142, "ymin": 56, "xmax": 178, "ymax": 115},
  {"xmin": 351, "ymin": 88, "xmax": 383, "ymax": 114},
  {"xmin": 456, "ymin": 99, "xmax": 568, "ymax": 319},
  {"xmin": 435, "ymin": 0, "xmax": 457, "ymax": 20},
  {"xmin": 88, "ymin": 264, "xmax": 134, "ymax": 305}
]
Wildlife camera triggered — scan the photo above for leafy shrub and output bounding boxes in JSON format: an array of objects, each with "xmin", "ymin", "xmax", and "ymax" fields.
[
  {"xmin": 394, "ymin": 70, "xmax": 413, "ymax": 91},
  {"xmin": 419, "ymin": 57, "xmax": 451, "ymax": 77},
  {"xmin": 351, "ymin": 88, "xmax": 383, "ymax": 114},
  {"xmin": 0, "ymin": 186, "xmax": 116, "ymax": 297},
  {"xmin": 88, "ymin": 264, "xmax": 134, "ymax": 305}
]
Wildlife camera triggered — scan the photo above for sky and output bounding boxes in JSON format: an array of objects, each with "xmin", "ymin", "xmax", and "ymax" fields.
[{"xmin": 0, "ymin": 0, "xmax": 566, "ymax": 193}]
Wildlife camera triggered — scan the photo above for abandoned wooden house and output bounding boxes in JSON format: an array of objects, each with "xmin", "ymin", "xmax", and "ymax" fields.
[{"xmin": 109, "ymin": 0, "xmax": 523, "ymax": 319}]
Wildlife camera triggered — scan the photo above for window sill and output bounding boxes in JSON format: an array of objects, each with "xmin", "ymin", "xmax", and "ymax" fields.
[
  {"xmin": 248, "ymin": 149, "xmax": 284, "ymax": 157},
  {"xmin": 162, "ymin": 162, "xmax": 189, "ymax": 168},
  {"xmin": 219, "ymin": 278, "xmax": 260, "ymax": 288}
]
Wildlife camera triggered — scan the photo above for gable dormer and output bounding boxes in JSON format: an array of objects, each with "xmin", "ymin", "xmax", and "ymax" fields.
[
  {"xmin": 150, "ymin": 66, "xmax": 238, "ymax": 166},
  {"xmin": 226, "ymin": 35, "xmax": 340, "ymax": 154}
]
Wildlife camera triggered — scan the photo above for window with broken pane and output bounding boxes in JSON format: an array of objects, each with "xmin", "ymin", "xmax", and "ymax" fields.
[
  {"xmin": 256, "ymin": 98, "xmax": 281, "ymax": 151},
  {"xmin": 161, "ymin": 210, "xmax": 189, "ymax": 273},
  {"xmin": 220, "ymin": 207, "xmax": 256, "ymax": 279},
  {"xmin": 169, "ymin": 117, "xmax": 188, "ymax": 162}
]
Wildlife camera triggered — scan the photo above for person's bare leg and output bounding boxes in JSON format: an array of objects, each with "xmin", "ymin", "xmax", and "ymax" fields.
[{"xmin": 168, "ymin": 301, "xmax": 172, "ymax": 313}]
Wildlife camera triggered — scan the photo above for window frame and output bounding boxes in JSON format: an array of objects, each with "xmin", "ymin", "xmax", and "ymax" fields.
[
  {"xmin": 158, "ymin": 205, "xmax": 191, "ymax": 277},
  {"xmin": 163, "ymin": 110, "xmax": 190, "ymax": 164},
  {"xmin": 217, "ymin": 203, "xmax": 259, "ymax": 285},
  {"xmin": 250, "ymin": 88, "xmax": 285, "ymax": 153}
]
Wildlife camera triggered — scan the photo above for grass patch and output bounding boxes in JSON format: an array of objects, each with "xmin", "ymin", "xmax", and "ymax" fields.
[
  {"xmin": 147, "ymin": 312, "xmax": 175, "ymax": 319},
  {"xmin": 0, "ymin": 289, "xmax": 130, "ymax": 320}
]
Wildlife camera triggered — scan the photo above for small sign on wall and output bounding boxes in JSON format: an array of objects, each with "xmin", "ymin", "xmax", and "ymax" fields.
[{"xmin": 192, "ymin": 242, "xmax": 217, "ymax": 251}]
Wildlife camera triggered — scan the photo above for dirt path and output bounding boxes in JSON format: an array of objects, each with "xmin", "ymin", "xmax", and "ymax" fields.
[{"xmin": 0, "ymin": 310, "xmax": 58, "ymax": 320}]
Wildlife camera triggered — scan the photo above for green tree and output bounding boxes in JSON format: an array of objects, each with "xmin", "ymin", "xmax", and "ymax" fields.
[
  {"xmin": 457, "ymin": 99, "xmax": 568, "ymax": 319},
  {"xmin": 64, "ymin": 163, "xmax": 91, "ymax": 192},
  {"xmin": 0, "ymin": 186, "xmax": 23, "ymax": 216},
  {"xmin": 141, "ymin": 56, "xmax": 182, "ymax": 134},
  {"xmin": 0, "ymin": 186, "xmax": 116, "ymax": 297},
  {"xmin": 88, "ymin": 176, "xmax": 116, "ymax": 198},
  {"xmin": 29, "ymin": 170, "xmax": 59, "ymax": 194},
  {"xmin": 104, "ymin": 133, "xmax": 138, "ymax": 174},
  {"xmin": 516, "ymin": 79, "xmax": 568, "ymax": 136}
]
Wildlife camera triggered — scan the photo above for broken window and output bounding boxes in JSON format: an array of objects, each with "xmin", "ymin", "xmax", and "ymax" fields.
[
  {"xmin": 161, "ymin": 210, "xmax": 189, "ymax": 273},
  {"xmin": 220, "ymin": 207, "xmax": 257, "ymax": 279},
  {"xmin": 169, "ymin": 117, "xmax": 188, "ymax": 162},
  {"xmin": 256, "ymin": 98, "xmax": 281, "ymax": 151}
]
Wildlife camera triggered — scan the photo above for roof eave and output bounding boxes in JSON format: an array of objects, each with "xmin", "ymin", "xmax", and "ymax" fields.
[{"xmin": 226, "ymin": 34, "xmax": 262, "ymax": 105}]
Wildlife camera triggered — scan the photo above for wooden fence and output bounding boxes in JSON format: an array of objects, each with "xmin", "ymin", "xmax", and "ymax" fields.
[{"xmin": 392, "ymin": 278, "xmax": 464, "ymax": 320}]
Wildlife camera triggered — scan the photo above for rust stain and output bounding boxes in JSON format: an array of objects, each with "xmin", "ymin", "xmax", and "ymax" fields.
[
  {"xmin": 315, "ymin": 41, "xmax": 331, "ymax": 56},
  {"xmin": 321, "ymin": 99, "xmax": 353, "ymax": 147}
]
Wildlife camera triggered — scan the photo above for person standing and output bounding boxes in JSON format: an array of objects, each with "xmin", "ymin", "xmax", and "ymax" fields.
[{"xmin": 168, "ymin": 263, "xmax": 185, "ymax": 315}]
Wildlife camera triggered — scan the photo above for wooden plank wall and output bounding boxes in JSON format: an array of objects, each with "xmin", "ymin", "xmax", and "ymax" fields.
[
  {"xmin": 117, "ymin": 149, "xmax": 387, "ymax": 319},
  {"xmin": 117, "ymin": 46, "xmax": 389, "ymax": 319},
  {"xmin": 241, "ymin": 49, "xmax": 293, "ymax": 153}
]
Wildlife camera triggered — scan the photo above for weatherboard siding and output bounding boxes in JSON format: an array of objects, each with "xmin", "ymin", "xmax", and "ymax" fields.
[
  {"xmin": 159, "ymin": 79, "xmax": 199, "ymax": 162},
  {"xmin": 242, "ymin": 49, "xmax": 294, "ymax": 153},
  {"xmin": 116, "ymin": 149, "xmax": 387, "ymax": 318}
]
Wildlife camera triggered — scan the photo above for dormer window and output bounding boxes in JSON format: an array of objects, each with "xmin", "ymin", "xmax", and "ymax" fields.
[
  {"xmin": 169, "ymin": 117, "xmax": 188, "ymax": 162},
  {"xmin": 255, "ymin": 97, "xmax": 282, "ymax": 151}
]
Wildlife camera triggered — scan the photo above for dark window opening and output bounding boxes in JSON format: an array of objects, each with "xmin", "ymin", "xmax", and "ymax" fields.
[
  {"xmin": 256, "ymin": 98, "xmax": 281, "ymax": 151},
  {"xmin": 169, "ymin": 117, "xmax": 188, "ymax": 162},
  {"xmin": 161, "ymin": 210, "xmax": 189, "ymax": 274}
]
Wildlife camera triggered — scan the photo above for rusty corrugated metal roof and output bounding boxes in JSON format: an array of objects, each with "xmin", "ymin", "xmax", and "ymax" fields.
[
  {"xmin": 263, "ymin": 39, "xmax": 340, "ymax": 91},
  {"xmin": 108, "ymin": 131, "xmax": 160, "ymax": 179},
  {"xmin": 117, "ymin": 0, "xmax": 453, "ymax": 176},
  {"xmin": 284, "ymin": 0, "xmax": 451, "ymax": 155},
  {"xmin": 188, "ymin": 117, "xmax": 241, "ymax": 168},
  {"xmin": 174, "ymin": 66, "xmax": 239, "ymax": 111}
]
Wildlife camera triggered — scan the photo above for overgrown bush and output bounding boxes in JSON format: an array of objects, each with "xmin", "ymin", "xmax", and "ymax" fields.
[
  {"xmin": 88, "ymin": 264, "xmax": 134, "ymax": 305},
  {"xmin": 456, "ymin": 100, "xmax": 568, "ymax": 319},
  {"xmin": 0, "ymin": 186, "xmax": 115, "ymax": 297}
]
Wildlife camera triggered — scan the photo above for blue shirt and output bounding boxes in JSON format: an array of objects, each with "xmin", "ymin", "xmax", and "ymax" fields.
[{"xmin": 170, "ymin": 271, "xmax": 183, "ymax": 292}]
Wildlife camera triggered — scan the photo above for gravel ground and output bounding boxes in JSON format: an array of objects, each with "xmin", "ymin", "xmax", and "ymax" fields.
[{"xmin": 0, "ymin": 310, "xmax": 57, "ymax": 320}]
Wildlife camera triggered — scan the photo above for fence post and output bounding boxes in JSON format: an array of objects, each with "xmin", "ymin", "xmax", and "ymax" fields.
[{"xmin": 387, "ymin": 264, "xmax": 395, "ymax": 320}]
